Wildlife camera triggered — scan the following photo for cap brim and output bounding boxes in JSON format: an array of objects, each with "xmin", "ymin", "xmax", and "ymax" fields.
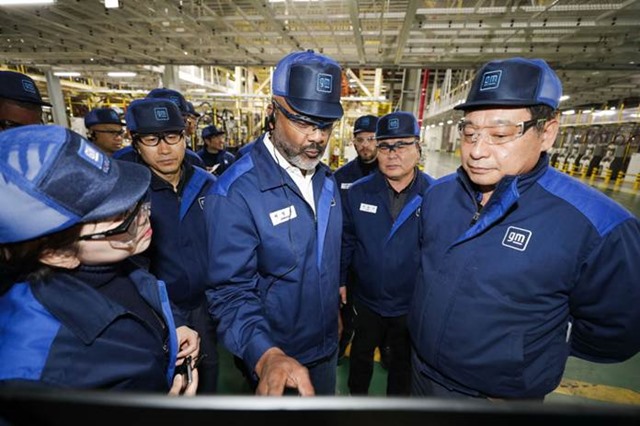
[
  {"xmin": 376, "ymin": 133, "xmax": 417, "ymax": 140},
  {"xmin": 4, "ymin": 95, "xmax": 52, "ymax": 107},
  {"xmin": 82, "ymin": 160, "xmax": 151, "ymax": 222},
  {"xmin": 132, "ymin": 125, "xmax": 185, "ymax": 134},
  {"xmin": 285, "ymin": 97, "xmax": 344, "ymax": 121},
  {"xmin": 454, "ymin": 99, "xmax": 545, "ymax": 111}
]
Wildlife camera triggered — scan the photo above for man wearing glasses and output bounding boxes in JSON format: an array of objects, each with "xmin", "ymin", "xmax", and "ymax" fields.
[
  {"xmin": 205, "ymin": 50, "xmax": 343, "ymax": 396},
  {"xmin": 0, "ymin": 70, "xmax": 49, "ymax": 131},
  {"xmin": 333, "ymin": 114, "xmax": 379, "ymax": 362},
  {"xmin": 409, "ymin": 58, "xmax": 640, "ymax": 400},
  {"xmin": 341, "ymin": 111, "xmax": 432, "ymax": 395},
  {"xmin": 123, "ymin": 98, "xmax": 220, "ymax": 394},
  {"xmin": 84, "ymin": 107, "xmax": 126, "ymax": 156}
]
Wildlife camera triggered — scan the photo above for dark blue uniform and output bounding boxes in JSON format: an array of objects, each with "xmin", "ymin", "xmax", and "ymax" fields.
[
  {"xmin": 0, "ymin": 262, "xmax": 179, "ymax": 391},
  {"xmin": 196, "ymin": 148, "xmax": 235, "ymax": 176}
]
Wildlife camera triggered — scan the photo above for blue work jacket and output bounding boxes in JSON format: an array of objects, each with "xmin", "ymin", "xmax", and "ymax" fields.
[
  {"xmin": 196, "ymin": 148, "xmax": 235, "ymax": 176},
  {"xmin": 204, "ymin": 135, "xmax": 342, "ymax": 371},
  {"xmin": 0, "ymin": 263, "xmax": 179, "ymax": 391},
  {"xmin": 333, "ymin": 158, "xmax": 379, "ymax": 204},
  {"xmin": 341, "ymin": 170, "xmax": 432, "ymax": 317},
  {"xmin": 144, "ymin": 166, "xmax": 217, "ymax": 311},
  {"xmin": 409, "ymin": 154, "xmax": 640, "ymax": 399}
]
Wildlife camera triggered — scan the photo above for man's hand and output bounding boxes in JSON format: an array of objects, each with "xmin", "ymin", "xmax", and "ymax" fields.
[
  {"xmin": 176, "ymin": 325, "xmax": 200, "ymax": 359},
  {"xmin": 254, "ymin": 347, "xmax": 315, "ymax": 396}
]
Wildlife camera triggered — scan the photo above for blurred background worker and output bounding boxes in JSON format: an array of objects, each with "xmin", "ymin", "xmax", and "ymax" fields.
[
  {"xmin": 205, "ymin": 50, "xmax": 344, "ymax": 396},
  {"xmin": 0, "ymin": 125, "xmax": 199, "ymax": 394},
  {"xmin": 122, "ymin": 98, "xmax": 219, "ymax": 394},
  {"xmin": 333, "ymin": 114, "xmax": 379, "ymax": 361},
  {"xmin": 84, "ymin": 107, "xmax": 126, "ymax": 156},
  {"xmin": 341, "ymin": 111, "xmax": 433, "ymax": 395},
  {"xmin": 197, "ymin": 124, "xmax": 235, "ymax": 176},
  {"xmin": 0, "ymin": 70, "xmax": 49, "ymax": 130},
  {"xmin": 409, "ymin": 57, "xmax": 640, "ymax": 400},
  {"xmin": 185, "ymin": 101, "xmax": 200, "ymax": 150}
]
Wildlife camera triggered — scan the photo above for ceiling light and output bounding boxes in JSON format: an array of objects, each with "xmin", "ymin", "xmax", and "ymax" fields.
[
  {"xmin": 559, "ymin": 95, "xmax": 570, "ymax": 102},
  {"xmin": 0, "ymin": 0, "xmax": 55, "ymax": 5},
  {"xmin": 104, "ymin": 0, "xmax": 119, "ymax": 8},
  {"xmin": 562, "ymin": 110, "xmax": 575, "ymax": 116},
  {"xmin": 53, "ymin": 71, "xmax": 80, "ymax": 77},
  {"xmin": 107, "ymin": 71, "xmax": 137, "ymax": 77}
]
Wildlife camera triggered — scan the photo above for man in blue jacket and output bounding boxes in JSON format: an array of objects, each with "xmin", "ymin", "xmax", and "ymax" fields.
[
  {"xmin": 197, "ymin": 124, "xmax": 235, "ymax": 175},
  {"xmin": 334, "ymin": 114, "xmax": 379, "ymax": 360},
  {"xmin": 409, "ymin": 57, "xmax": 640, "ymax": 400},
  {"xmin": 342, "ymin": 112, "xmax": 432, "ymax": 395},
  {"xmin": 0, "ymin": 70, "xmax": 49, "ymax": 130},
  {"xmin": 205, "ymin": 50, "xmax": 344, "ymax": 396},
  {"xmin": 84, "ymin": 107, "xmax": 125, "ymax": 155},
  {"xmin": 122, "ymin": 98, "xmax": 219, "ymax": 393}
]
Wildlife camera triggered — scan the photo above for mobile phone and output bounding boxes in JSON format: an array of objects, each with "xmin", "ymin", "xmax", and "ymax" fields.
[{"xmin": 184, "ymin": 356, "xmax": 193, "ymax": 386}]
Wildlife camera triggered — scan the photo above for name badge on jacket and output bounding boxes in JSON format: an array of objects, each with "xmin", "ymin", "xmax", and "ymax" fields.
[
  {"xmin": 270, "ymin": 205, "xmax": 298, "ymax": 226},
  {"xmin": 359, "ymin": 203, "xmax": 378, "ymax": 214}
]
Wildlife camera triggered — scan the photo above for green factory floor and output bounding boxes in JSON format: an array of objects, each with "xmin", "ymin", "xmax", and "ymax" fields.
[{"xmin": 217, "ymin": 151, "xmax": 640, "ymax": 406}]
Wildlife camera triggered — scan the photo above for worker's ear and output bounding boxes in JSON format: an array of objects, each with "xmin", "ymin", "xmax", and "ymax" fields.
[
  {"xmin": 540, "ymin": 117, "xmax": 559, "ymax": 152},
  {"xmin": 39, "ymin": 248, "xmax": 80, "ymax": 270}
]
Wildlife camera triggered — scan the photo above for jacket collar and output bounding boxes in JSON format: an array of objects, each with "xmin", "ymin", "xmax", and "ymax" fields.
[
  {"xmin": 251, "ymin": 134, "xmax": 332, "ymax": 193},
  {"xmin": 457, "ymin": 153, "xmax": 550, "ymax": 205},
  {"xmin": 30, "ymin": 260, "xmax": 160, "ymax": 345}
]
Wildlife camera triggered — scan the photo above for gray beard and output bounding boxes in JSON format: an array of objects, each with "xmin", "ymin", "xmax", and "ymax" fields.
[{"xmin": 272, "ymin": 130, "xmax": 325, "ymax": 171}]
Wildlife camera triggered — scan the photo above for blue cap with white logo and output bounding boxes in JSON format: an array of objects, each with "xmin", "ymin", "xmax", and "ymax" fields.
[
  {"xmin": 0, "ymin": 70, "xmax": 51, "ymax": 106},
  {"xmin": 376, "ymin": 111, "xmax": 419, "ymax": 140},
  {"xmin": 84, "ymin": 107, "xmax": 125, "ymax": 128},
  {"xmin": 272, "ymin": 50, "xmax": 344, "ymax": 121},
  {"xmin": 202, "ymin": 124, "xmax": 225, "ymax": 139},
  {"xmin": 0, "ymin": 125, "xmax": 150, "ymax": 243},
  {"xmin": 146, "ymin": 88, "xmax": 189, "ymax": 114},
  {"xmin": 455, "ymin": 57, "xmax": 562, "ymax": 111},
  {"xmin": 353, "ymin": 115, "xmax": 378, "ymax": 134},
  {"xmin": 125, "ymin": 98, "xmax": 185, "ymax": 134}
]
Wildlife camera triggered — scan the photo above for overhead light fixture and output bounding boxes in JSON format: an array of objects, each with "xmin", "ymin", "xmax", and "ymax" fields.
[
  {"xmin": 108, "ymin": 71, "xmax": 137, "ymax": 77},
  {"xmin": 104, "ymin": 0, "xmax": 119, "ymax": 8},
  {"xmin": 559, "ymin": 95, "xmax": 570, "ymax": 102},
  {"xmin": 53, "ymin": 71, "xmax": 80, "ymax": 77},
  {"xmin": 562, "ymin": 110, "xmax": 575, "ymax": 116},
  {"xmin": 0, "ymin": 0, "xmax": 55, "ymax": 5}
]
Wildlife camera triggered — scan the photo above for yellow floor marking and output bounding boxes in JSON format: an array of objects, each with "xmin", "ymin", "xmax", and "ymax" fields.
[{"xmin": 553, "ymin": 379, "xmax": 640, "ymax": 405}]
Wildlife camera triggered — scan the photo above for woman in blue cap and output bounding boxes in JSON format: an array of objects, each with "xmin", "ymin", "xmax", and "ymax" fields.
[{"xmin": 0, "ymin": 125, "xmax": 199, "ymax": 394}]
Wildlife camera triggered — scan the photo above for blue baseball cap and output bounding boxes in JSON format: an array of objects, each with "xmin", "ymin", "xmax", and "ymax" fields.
[
  {"xmin": 376, "ymin": 112, "xmax": 420, "ymax": 140},
  {"xmin": 125, "ymin": 98, "xmax": 185, "ymax": 134},
  {"xmin": 0, "ymin": 71, "xmax": 51, "ymax": 107},
  {"xmin": 202, "ymin": 124, "xmax": 225, "ymax": 139},
  {"xmin": 272, "ymin": 50, "xmax": 344, "ymax": 121},
  {"xmin": 0, "ymin": 125, "xmax": 151, "ymax": 244},
  {"xmin": 146, "ymin": 88, "xmax": 189, "ymax": 114},
  {"xmin": 185, "ymin": 101, "xmax": 200, "ymax": 117},
  {"xmin": 455, "ymin": 57, "xmax": 562, "ymax": 111},
  {"xmin": 84, "ymin": 107, "xmax": 125, "ymax": 128},
  {"xmin": 353, "ymin": 115, "xmax": 378, "ymax": 134}
]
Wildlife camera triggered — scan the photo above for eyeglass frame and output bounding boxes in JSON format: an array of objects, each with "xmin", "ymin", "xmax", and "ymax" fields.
[
  {"xmin": 376, "ymin": 139, "xmax": 420, "ymax": 154},
  {"xmin": 457, "ymin": 118, "xmax": 546, "ymax": 146},
  {"xmin": 271, "ymin": 100, "xmax": 336, "ymax": 135},
  {"xmin": 132, "ymin": 130, "xmax": 185, "ymax": 147},
  {"xmin": 353, "ymin": 135, "xmax": 376, "ymax": 145},
  {"xmin": 78, "ymin": 199, "xmax": 150, "ymax": 242}
]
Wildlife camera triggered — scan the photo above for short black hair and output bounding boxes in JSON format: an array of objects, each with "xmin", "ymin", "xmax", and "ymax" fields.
[{"xmin": 528, "ymin": 105, "xmax": 557, "ymax": 133}]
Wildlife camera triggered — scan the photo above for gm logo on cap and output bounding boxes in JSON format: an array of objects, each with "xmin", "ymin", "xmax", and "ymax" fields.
[
  {"xmin": 22, "ymin": 79, "xmax": 36, "ymax": 94},
  {"xmin": 389, "ymin": 118, "xmax": 400, "ymax": 130},
  {"xmin": 480, "ymin": 70, "xmax": 502, "ymax": 91},
  {"xmin": 154, "ymin": 107, "xmax": 170, "ymax": 121},
  {"xmin": 361, "ymin": 117, "xmax": 370, "ymax": 126},
  {"xmin": 78, "ymin": 139, "xmax": 110, "ymax": 173},
  {"xmin": 316, "ymin": 73, "xmax": 333, "ymax": 94}
]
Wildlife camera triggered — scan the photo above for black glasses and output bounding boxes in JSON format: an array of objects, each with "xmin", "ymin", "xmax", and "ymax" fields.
[
  {"xmin": 134, "ymin": 131, "xmax": 185, "ymax": 147},
  {"xmin": 93, "ymin": 129, "xmax": 126, "ymax": 137},
  {"xmin": 272, "ymin": 101, "xmax": 336, "ymax": 136},
  {"xmin": 0, "ymin": 119, "xmax": 27, "ymax": 130},
  {"xmin": 78, "ymin": 199, "xmax": 151, "ymax": 248},
  {"xmin": 377, "ymin": 139, "xmax": 419, "ymax": 154}
]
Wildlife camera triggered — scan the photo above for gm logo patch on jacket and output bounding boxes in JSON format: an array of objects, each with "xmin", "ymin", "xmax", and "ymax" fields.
[{"xmin": 501, "ymin": 226, "xmax": 532, "ymax": 251}]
